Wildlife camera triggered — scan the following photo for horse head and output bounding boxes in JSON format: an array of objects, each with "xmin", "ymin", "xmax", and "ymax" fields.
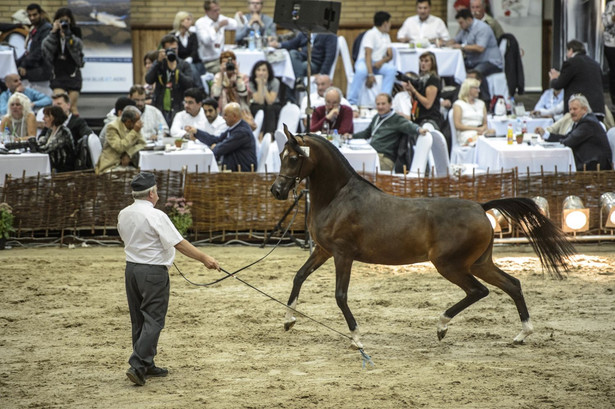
[{"xmin": 270, "ymin": 125, "xmax": 315, "ymax": 200}]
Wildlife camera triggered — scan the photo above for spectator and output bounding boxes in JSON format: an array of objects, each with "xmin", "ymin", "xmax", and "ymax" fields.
[
  {"xmin": 99, "ymin": 97, "xmax": 136, "ymax": 147},
  {"xmin": 234, "ymin": 0, "xmax": 276, "ymax": 46},
  {"xmin": 191, "ymin": 102, "xmax": 257, "ymax": 172},
  {"xmin": 210, "ymin": 51, "xmax": 256, "ymax": 130},
  {"xmin": 47, "ymin": 92, "xmax": 92, "ymax": 145},
  {"xmin": 470, "ymin": 0, "xmax": 504, "ymax": 41},
  {"xmin": 449, "ymin": 8, "xmax": 503, "ymax": 101},
  {"xmin": 36, "ymin": 105, "xmax": 74, "ymax": 172},
  {"xmin": 347, "ymin": 12, "xmax": 396, "ymax": 106},
  {"xmin": 549, "ymin": 40, "xmax": 605, "ymax": 119},
  {"xmin": 172, "ymin": 11, "xmax": 204, "ymax": 89},
  {"xmin": 145, "ymin": 34, "xmax": 194, "ymax": 126},
  {"xmin": 397, "ymin": 0, "xmax": 450, "ymax": 45},
  {"xmin": 195, "ymin": 0, "xmax": 238, "ymax": 74},
  {"xmin": 42, "ymin": 8, "xmax": 84, "ymax": 116},
  {"xmin": 393, "ymin": 72, "xmax": 415, "ymax": 120},
  {"xmin": 16, "ymin": 3, "xmax": 53, "ymax": 94},
  {"xmin": 452, "ymin": 77, "xmax": 494, "ymax": 146},
  {"xmin": 0, "ymin": 92, "xmax": 37, "ymax": 141},
  {"xmin": 310, "ymin": 87, "xmax": 353, "ymax": 135},
  {"xmin": 183, "ymin": 97, "xmax": 228, "ymax": 139},
  {"xmin": 300, "ymin": 74, "xmax": 351, "ymax": 128},
  {"xmin": 95, "ymin": 106, "xmax": 147, "ymax": 174},
  {"xmin": 531, "ymin": 88, "xmax": 564, "ymax": 119},
  {"xmin": 249, "ymin": 60, "xmax": 281, "ymax": 137},
  {"xmin": 350, "ymin": 93, "xmax": 426, "ymax": 171},
  {"xmin": 0, "ymin": 73, "xmax": 51, "ymax": 116},
  {"xmin": 537, "ymin": 94, "xmax": 612, "ymax": 171},
  {"xmin": 170, "ymin": 87, "xmax": 209, "ymax": 139},
  {"xmin": 129, "ymin": 85, "xmax": 168, "ymax": 142},
  {"xmin": 404, "ymin": 51, "xmax": 443, "ymax": 131}
]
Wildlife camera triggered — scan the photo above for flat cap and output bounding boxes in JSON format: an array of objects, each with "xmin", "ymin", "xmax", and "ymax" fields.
[{"xmin": 131, "ymin": 172, "xmax": 156, "ymax": 192}]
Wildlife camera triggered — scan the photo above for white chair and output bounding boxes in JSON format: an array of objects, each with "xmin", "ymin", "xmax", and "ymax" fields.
[
  {"xmin": 338, "ymin": 36, "xmax": 354, "ymax": 96},
  {"xmin": 256, "ymin": 133, "xmax": 272, "ymax": 173},
  {"xmin": 607, "ymin": 128, "xmax": 615, "ymax": 167},
  {"xmin": 87, "ymin": 133, "xmax": 102, "ymax": 167},
  {"xmin": 430, "ymin": 130, "xmax": 486, "ymax": 177},
  {"xmin": 274, "ymin": 129, "xmax": 287, "ymax": 154},
  {"xmin": 253, "ymin": 109, "xmax": 264, "ymax": 156},
  {"xmin": 486, "ymin": 72, "xmax": 509, "ymax": 100},
  {"xmin": 448, "ymin": 110, "xmax": 477, "ymax": 165},
  {"xmin": 276, "ymin": 102, "xmax": 301, "ymax": 133},
  {"xmin": 407, "ymin": 132, "xmax": 433, "ymax": 177}
]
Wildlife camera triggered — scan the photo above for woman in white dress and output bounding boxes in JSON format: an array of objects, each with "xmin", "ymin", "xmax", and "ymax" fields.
[{"xmin": 452, "ymin": 78, "xmax": 494, "ymax": 146}]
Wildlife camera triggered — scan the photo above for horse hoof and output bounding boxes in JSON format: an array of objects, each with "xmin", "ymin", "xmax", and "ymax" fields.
[
  {"xmin": 512, "ymin": 339, "xmax": 525, "ymax": 345},
  {"xmin": 437, "ymin": 329, "xmax": 447, "ymax": 341},
  {"xmin": 350, "ymin": 339, "xmax": 364, "ymax": 350},
  {"xmin": 284, "ymin": 318, "xmax": 296, "ymax": 331}
]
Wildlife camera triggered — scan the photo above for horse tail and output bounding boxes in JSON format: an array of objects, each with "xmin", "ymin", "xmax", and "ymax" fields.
[{"xmin": 482, "ymin": 198, "xmax": 576, "ymax": 279}]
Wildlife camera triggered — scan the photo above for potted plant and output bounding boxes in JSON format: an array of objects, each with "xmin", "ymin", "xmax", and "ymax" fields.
[
  {"xmin": 164, "ymin": 197, "xmax": 193, "ymax": 237},
  {"xmin": 0, "ymin": 202, "xmax": 15, "ymax": 250}
]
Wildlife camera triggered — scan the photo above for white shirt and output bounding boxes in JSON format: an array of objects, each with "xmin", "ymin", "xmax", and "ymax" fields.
[
  {"xmin": 359, "ymin": 26, "xmax": 392, "ymax": 62},
  {"xmin": 397, "ymin": 15, "xmax": 450, "ymax": 43},
  {"xmin": 299, "ymin": 93, "xmax": 351, "ymax": 119},
  {"xmin": 171, "ymin": 109, "xmax": 228, "ymax": 138},
  {"xmin": 195, "ymin": 14, "xmax": 237, "ymax": 62},
  {"xmin": 117, "ymin": 200, "xmax": 184, "ymax": 267},
  {"xmin": 141, "ymin": 105, "xmax": 169, "ymax": 140},
  {"xmin": 392, "ymin": 91, "xmax": 413, "ymax": 118}
]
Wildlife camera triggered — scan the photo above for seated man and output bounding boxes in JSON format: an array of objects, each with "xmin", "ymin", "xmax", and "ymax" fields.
[
  {"xmin": 234, "ymin": 0, "xmax": 276, "ymax": 46},
  {"xmin": 0, "ymin": 73, "xmax": 51, "ymax": 115},
  {"xmin": 532, "ymin": 88, "xmax": 564, "ymax": 119},
  {"xmin": 349, "ymin": 93, "xmax": 426, "ymax": 171},
  {"xmin": 184, "ymin": 97, "xmax": 228, "ymax": 139},
  {"xmin": 48, "ymin": 92, "xmax": 92, "ymax": 145},
  {"xmin": 470, "ymin": 0, "xmax": 504, "ymax": 41},
  {"xmin": 99, "ymin": 97, "xmax": 136, "ymax": 146},
  {"xmin": 190, "ymin": 102, "xmax": 256, "ymax": 172},
  {"xmin": 170, "ymin": 88, "xmax": 207, "ymax": 139},
  {"xmin": 95, "ymin": 106, "xmax": 147, "ymax": 174},
  {"xmin": 347, "ymin": 11, "xmax": 396, "ymax": 106},
  {"xmin": 397, "ymin": 0, "xmax": 450, "ymax": 45},
  {"xmin": 299, "ymin": 74, "xmax": 350, "ymax": 128},
  {"xmin": 536, "ymin": 94, "xmax": 611, "ymax": 171},
  {"xmin": 310, "ymin": 87, "xmax": 353, "ymax": 135},
  {"xmin": 129, "ymin": 85, "xmax": 168, "ymax": 142}
]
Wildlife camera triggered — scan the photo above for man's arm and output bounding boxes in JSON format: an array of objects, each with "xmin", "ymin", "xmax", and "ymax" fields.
[
  {"xmin": 175, "ymin": 239, "xmax": 220, "ymax": 270},
  {"xmin": 194, "ymin": 128, "xmax": 223, "ymax": 146},
  {"xmin": 212, "ymin": 125, "xmax": 252, "ymax": 157},
  {"xmin": 318, "ymin": 35, "xmax": 338, "ymax": 75},
  {"xmin": 24, "ymin": 88, "xmax": 52, "ymax": 111},
  {"xmin": 550, "ymin": 60, "xmax": 574, "ymax": 90},
  {"xmin": 338, "ymin": 106, "xmax": 354, "ymax": 135}
]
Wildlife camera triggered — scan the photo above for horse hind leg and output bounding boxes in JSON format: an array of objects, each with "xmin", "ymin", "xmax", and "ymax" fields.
[
  {"xmin": 471, "ymin": 262, "xmax": 533, "ymax": 344},
  {"xmin": 332, "ymin": 255, "xmax": 362, "ymax": 349},
  {"xmin": 285, "ymin": 245, "xmax": 330, "ymax": 331}
]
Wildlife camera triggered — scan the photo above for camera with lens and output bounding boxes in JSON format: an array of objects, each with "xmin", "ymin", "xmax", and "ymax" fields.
[
  {"xmin": 60, "ymin": 20, "xmax": 70, "ymax": 34},
  {"xmin": 225, "ymin": 61, "xmax": 236, "ymax": 72},
  {"xmin": 4, "ymin": 138, "xmax": 39, "ymax": 153},
  {"xmin": 165, "ymin": 48, "xmax": 177, "ymax": 62},
  {"xmin": 396, "ymin": 71, "xmax": 419, "ymax": 88}
]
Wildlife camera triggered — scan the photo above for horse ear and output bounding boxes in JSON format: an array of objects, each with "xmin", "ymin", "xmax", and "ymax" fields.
[{"xmin": 284, "ymin": 124, "xmax": 298, "ymax": 146}]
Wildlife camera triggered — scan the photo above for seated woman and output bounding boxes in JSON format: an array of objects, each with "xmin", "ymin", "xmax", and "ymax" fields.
[
  {"xmin": 37, "ymin": 105, "xmax": 75, "ymax": 172},
  {"xmin": 249, "ymin": 60, "xmax": 281, "ymax": 137},
  {"xmin": 211, "ymin": 51, "xmax": 256, "ymax": 130},
  {"xmin": 404, "ymin": 51, "xmax": 443, "ymax": 131},
  {"xmin": 452, "ymin": 78, "xmax": 494, "ymax": 147},
  {"xmin": 0, "ymin": 92, "xmax": 37, "ymax": 142}
]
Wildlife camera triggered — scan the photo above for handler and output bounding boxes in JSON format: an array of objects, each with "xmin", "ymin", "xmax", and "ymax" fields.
[{"xmin": 118, "ymin": 172, "xmax": 220, "ymax": 386}]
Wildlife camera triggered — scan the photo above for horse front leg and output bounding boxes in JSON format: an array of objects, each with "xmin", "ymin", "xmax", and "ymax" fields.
[
  {"xmin": 333, "ymin": 255, "xmax": 362, "ymax": 349},
  {"xmin": 285, "ymin": 245, "xmax": 330, "ymax": 331}
]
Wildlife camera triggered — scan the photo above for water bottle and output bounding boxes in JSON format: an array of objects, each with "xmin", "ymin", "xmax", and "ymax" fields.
[
  {"xmin": 332, "ymin": 129, "xmax": 340, "ymax": 147},
  {"xmin": 522, "ymin": 120, "xmax": 527, "ymax": 136},
  {"xmin": 254, "ymin": 30, "xmax": 262, "ymax": 50},
  {"xmin": 322, "ymin": 121, "xmax": 330, "ymax": 139},
  {"xmin": 157, "ymin": 123, "xmax": 164, "ymax": 143},
  {"xmin": 507, "ymin": 123, "xmax": 513, "ymax": 145},
  {"xmin": 515, "ymin": 117, "xmax": 521, "ymax": 135},
  {"xmin": 248, "ymin": 30, "xmax": 255, "ymax": 51},
  {"xmin": 2, "ymin": 126, "xmax": 10, "ymax": 144}
]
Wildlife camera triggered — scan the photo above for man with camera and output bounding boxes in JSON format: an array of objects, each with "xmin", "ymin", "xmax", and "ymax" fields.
[{"xmin": 145, "ymin": 34, "xmax": 194, "ymax": 126}]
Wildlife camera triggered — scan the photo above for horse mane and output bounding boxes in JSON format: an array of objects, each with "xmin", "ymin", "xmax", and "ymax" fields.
[{"xmin": 302, "ymin": 133, "xmax": 382, "ymax": 192}]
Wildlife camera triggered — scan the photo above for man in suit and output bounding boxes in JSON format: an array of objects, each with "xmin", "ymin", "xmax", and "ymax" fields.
[
  {"xmin": 549, "ymin": 40, "xmax": 605, "ymax": 119},
  {"xmin": 539, "ymin": 94, "xmax": 611, "ymax": 171},
  {"xmin": 190, "ymin": 102, "xmax": 256, "ymax": 172},
  {"xmin": 50, "ymin": 92, "xmax": 92, "ymax": 144}
]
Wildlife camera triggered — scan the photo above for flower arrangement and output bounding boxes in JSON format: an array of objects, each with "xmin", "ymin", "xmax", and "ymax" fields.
[
  {"xmin": 0, "ymin": 202, "xmax": 15, "ymax": 240},
  {"xmin": 165, "ymin": 197, "xmax": 193, "ymax": 236}
]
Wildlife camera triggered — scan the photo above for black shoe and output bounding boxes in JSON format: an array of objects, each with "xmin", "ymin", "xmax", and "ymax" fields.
[
  {"xmin": 145, "ymin": 366, "xmax": 168, "ymax": 378},
  {"xmin": 126, "ymin": 367, "xmax": 146, "ymax": 386}
]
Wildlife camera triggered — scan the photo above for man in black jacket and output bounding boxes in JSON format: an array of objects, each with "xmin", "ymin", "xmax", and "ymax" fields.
[
  {"xmin": 17, "ymin": 4, "xmax": 52, "ymax": 87},
  {"xmin": 145, "ymin": 34, "xmax": 194, "ymax": 126},
  {"xmin": 549, "ymin": 40, "xmax": 605, "ymax": 119},
  {"xmin": 50, "ymin": 92, "xmax": 92, "ymax": 145},
  {"xmin": 543, "ymin": 94, "xmax": 612, "ymax": 171}
]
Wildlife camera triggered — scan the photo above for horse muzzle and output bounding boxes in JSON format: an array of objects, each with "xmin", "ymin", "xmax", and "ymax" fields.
[{"xmin": 270, "ymin": 177, "xmax": 295, "ymax": 200}]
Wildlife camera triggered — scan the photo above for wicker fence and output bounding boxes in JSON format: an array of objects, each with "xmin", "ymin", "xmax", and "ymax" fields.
[{"xmin": 2, "ymin": 169, "xmax": 615, "ymax": 239}]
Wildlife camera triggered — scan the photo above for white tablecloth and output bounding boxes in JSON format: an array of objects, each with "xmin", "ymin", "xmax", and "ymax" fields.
[
  {"xmin": 338, "ymin": 144, "xmax": 380, "ymax": 173},
  {"xmin": 488, "ymin": 115, "xmax": 554, "ymax": 137},
  {"xmin": 233, "ymin": 48, "xmax": 295, "ymax": 89},
  {"xmin": 353, "ymin": 117, "xmax": 373, "ymax": 134},
  {"xmin": 475, "ymin": 136, "xmax": 576, "ymax": 173},
  {"xmin": 139, "ymin": 145, "xmax": 219, "ymax": 173},
  {"xmin": 0, "ymin": 49, "xmax": 17, "ymax": 80},
  {"xmin": 0, "ymin": 152, "xmax": 50, "ymax": 186},
  {"xmin": 393, "ymin": 44, "xmax": 466, "ymax": 84}
]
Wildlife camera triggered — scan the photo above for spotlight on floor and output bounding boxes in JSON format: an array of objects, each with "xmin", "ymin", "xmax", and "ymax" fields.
[
  {"xmin": 562, "ymin": 195, "xmax": 589, "ymax": 233},
  {"xmin": 600, "ymin": 192, "xmax": 615, "ymax": 231},
  {"xmin": 486, "ymin": 210, "xmax": 501, "ymax": 233}
]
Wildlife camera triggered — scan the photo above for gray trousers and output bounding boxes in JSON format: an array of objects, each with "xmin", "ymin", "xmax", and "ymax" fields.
[{"xmin": 125, "ymin": 262, "xmax": 170, "ymax": 375}]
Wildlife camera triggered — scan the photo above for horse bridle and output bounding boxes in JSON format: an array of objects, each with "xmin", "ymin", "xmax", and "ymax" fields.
[{"xmin": 277, "ymin": 146, "xmax": 307, "ymax": 195}]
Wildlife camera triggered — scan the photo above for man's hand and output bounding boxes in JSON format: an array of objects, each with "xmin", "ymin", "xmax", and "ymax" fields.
[
  {"xmin": 418, "ymin": 128, "xmax": 427, "ymax": 135},
  {"xmin": 249, "ymin": 14, "xmax": 263, "ymax": 27},
  {"xmin": 216, "ymin": 19, "xmax": 229, "ymax": 31},
  {"xmin": 366, "ymin": 75, "xmax": 375, "ymax": 88},
  {"xmin": 326, "ymin": 107, "xmax": 339, "ymax": 122},
  {"xmin": 548, "ymin": 68, "xmax": 560, "ymax": 80},
  {"xmin": 202, "ymin": 254, "xmax": 220, "ymax": 271},
  {"xmin": 134, "ymin": 119, "xmax": 143, "ymax": 133},
  {"xmin": 535, "ymin": 126, "xmax": 545, "ymax": 137},
  {"xmin": 18, "ymin": 67, "xmax": 26, "ymax": 77}
]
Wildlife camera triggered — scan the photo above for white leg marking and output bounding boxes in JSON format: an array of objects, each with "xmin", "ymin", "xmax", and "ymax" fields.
[
  {"xmin": 285, "ymin": 298, "xmax": 297, "ymax": 325},
  {"xmin": 513, "ymin": 319, "xmax": 534, "ymax": 344},
  {"xmin": 350, "ymin": 326, "xmax": 364, "ymax": 350},
  {"xmin": 437, "ymin": 314, "xmax": 451, "ymax": 333}
]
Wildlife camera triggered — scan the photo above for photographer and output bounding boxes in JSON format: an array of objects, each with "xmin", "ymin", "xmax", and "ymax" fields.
[
  {"xmin": 42, "ymin": 8, "xmax": 84, "ymax": 116},
  {"xmin": 401, "ymin": 51, "xmax": 443, "ymax": 131},
  {"xmin": 145, "ymin": 34, "xmax": 194, "ymax": 126}
]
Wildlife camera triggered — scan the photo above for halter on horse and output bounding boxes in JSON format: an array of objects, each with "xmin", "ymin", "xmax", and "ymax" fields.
[{"xmin": 270, "ymin": 126, "xmax": 575, "ymax": 349}]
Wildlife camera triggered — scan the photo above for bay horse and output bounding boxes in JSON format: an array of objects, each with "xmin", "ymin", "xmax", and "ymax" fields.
[{"xmin": 270, "ymin": 127, "xmax": 575, "ymax": 349}]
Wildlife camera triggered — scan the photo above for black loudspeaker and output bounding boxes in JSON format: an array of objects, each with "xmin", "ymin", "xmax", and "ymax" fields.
[{"xmin": 274, "ymin": 0, "xmax": 341, "ymax": 34}]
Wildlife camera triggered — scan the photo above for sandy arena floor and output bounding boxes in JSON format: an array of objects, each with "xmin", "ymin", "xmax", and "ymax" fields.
[{"xmin": 1, "ymin": 243, "xmax": 614, "ymax": 408}]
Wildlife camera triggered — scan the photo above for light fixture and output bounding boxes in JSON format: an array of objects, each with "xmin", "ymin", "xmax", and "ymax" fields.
[
  {"xmin": 486, "ymin": 210, "xmax": 501, "ymax": 233},
  {"xmin": 531, "ymin": 196, "xmax": 550, "ymax": 218},
  {"xmin": 562, "ymin": 195, "xmax": 589, "ymax": 233},
  {"xmin": 599, "ymin": 192, "xmax": 615, "ymax": 231},
  {"xmin": 486, "ymin": 209, "xmax": 511, "ymax": 236}
]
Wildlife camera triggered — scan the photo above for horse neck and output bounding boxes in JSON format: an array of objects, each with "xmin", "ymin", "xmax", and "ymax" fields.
[{"xmin": 307, "ymin": 141, "xmax": 354, "ymax": 208}]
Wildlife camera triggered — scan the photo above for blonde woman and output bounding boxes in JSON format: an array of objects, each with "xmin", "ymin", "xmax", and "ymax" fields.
[
  {"xmin": 452, "ymin": 78, "xmax": 494, "ymax": 146},
  {"xmin": 0, "ymin": 92, "xmax": 37, "ymax": 142},
  {"xmin": 172, "ymin": 11, "xmax": 203, "ymax": 86}
]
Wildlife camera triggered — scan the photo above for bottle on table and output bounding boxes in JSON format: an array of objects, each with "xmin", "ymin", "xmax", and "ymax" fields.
[
  {"xmin": 332, "ymin": 129, "xmax": 341, "ymax": 147},
  {"xmin": 522, "ymin": 120, "xmax": 527, "ymax": 136},
  {"xmin": 248, "ymin": 30, "xmax": 255, "ymax": 51},
  {"xmin": 322, "ymin": 121, "xmax": 331, "ymax": 140},
  {"xmin": 255, "ymin": 31, "xmax": 262, "ymax": 50},
  {"xmin": 507, "ymin": 123, "xmax": 513, "ymax": 145},
  {"xmin": 2, "ymin": 126, "xmax": 10, "ymax": 145}
]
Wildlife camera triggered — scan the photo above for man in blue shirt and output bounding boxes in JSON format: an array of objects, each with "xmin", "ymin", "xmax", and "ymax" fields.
[{"xmin": 0, "ymin": 73, "xmax": 51, "ymax": 115}]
